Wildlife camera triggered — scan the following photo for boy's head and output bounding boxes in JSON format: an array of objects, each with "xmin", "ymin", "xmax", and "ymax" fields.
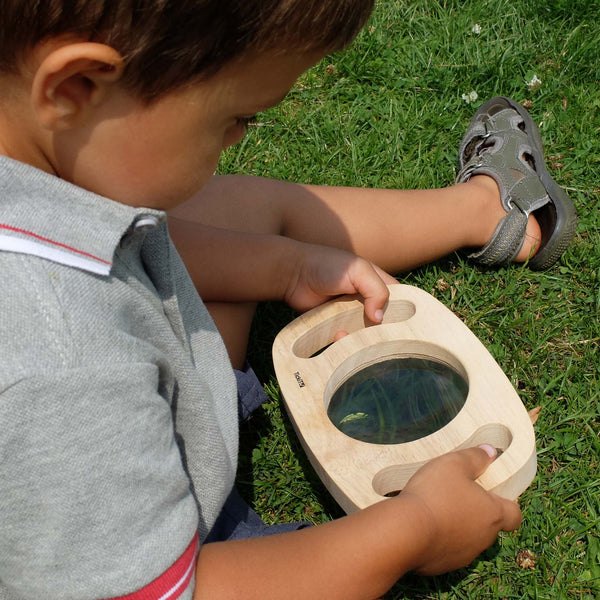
[
  {"xmin": 0, "ymin": 0, "xmax": 375, "ymax": 209},
  {"xmin": 1, "ymin": 0, "xmax": 375, "ymax": 102}
]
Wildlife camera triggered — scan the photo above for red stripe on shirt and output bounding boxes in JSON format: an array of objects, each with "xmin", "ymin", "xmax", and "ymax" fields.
[
  {"xmin": 0, "ymin": 223, "xmax": 112, "ymax": 266},
  {"xmin": 103, "ymin": 532, "xmax": 199, "ymax": 600}
]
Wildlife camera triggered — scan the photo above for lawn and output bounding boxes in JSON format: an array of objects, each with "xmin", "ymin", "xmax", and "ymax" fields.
[{"xmin": 219, "ymin": 0, "xmax": 600, "ymax": 598}]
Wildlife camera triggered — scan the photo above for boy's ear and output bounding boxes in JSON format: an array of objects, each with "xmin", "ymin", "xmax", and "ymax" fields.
[{"xmin": 31, "ymin": 42, "xmax": 124, "ymax": 131}]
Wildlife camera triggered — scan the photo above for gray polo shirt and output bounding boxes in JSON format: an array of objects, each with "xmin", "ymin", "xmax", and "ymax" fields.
[{"xmin": 0, "ymin": 155, "xmax": 239, "ymax": 599}]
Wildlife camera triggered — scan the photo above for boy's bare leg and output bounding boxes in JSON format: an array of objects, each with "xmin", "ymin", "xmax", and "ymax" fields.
[
  {"xmin": 171, "ymin": 174, "xmax": 540, "ymax": 274},
  {"xmin": 169, "ymin": 174, "xmax": 540, "ymax": 367},
  {"xmin": 203, "ymin": 300, "xmax": 257, "ymax": 369}
]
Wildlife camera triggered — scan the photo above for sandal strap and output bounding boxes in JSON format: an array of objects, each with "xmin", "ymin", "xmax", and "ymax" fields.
[
  {"xmin": 456, "ymin": 108, "xmax": 551, "ymax": 215},
  {"xmin": 468, "ymin": 208, "xmax": 528, "ymax": 265},
  {"xmin": 458, "ymin": 158, "xmax": 551, "ymax": 216}
]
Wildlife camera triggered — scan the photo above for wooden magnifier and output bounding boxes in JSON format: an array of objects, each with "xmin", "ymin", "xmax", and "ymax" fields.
[{"xmin": 272, "ymin": 284, "xmax": 537, "ymax": 514}]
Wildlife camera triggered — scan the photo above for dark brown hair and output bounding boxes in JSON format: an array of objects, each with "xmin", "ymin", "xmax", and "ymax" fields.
[{"xmin": 0, "ymin": 0, "xmax": 374, "ymax": 101}]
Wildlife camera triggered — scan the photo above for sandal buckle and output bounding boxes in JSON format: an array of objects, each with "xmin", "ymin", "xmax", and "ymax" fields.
[{"xmin": 506, "ymin": 196, "xmax": 531, "ymax": 216}]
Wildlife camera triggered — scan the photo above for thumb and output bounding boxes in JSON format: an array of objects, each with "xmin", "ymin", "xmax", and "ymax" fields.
[
  {"xmin": 454, "ymin": 444, "xmax": 499, "ymax": 480},
  {"xmin": 352, "ymin": 262, "xmax": 396, "ymax": 324},
  {"xmin": 456, "ymin": 445, "xmax": 523, "ymax": 531}
]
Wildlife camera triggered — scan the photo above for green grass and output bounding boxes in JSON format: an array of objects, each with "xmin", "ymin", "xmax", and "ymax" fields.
[{"xmin": 220, "ymin": 0, "xmax": 600, "ymax": 598}]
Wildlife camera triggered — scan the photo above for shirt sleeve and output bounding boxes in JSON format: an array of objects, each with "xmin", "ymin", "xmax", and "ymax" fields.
[
  {"xmin": 0, "ymin": 362, "xmax": 199, "ymax": 599},
  {"xmin": 0, "ymin": 238, "xmax": 226, "ymax": 600}
]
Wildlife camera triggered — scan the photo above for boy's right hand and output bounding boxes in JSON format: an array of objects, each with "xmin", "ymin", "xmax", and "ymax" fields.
[
  {"xmin": 397, "ymin": 445, "xmax": 522, "ymax": 575},
  {"xmin": 283, "ymin": 241, "xmax": 397, "ymax": 323}
]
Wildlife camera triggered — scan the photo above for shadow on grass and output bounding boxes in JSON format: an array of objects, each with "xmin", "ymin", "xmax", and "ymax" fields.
[
  {"xmin": 237, "ymin": 397, "xmax": 347, "ymax": 523},
  {"xmin": 237, "ymin": 299, "xmax": 346, "ymax": 522}
]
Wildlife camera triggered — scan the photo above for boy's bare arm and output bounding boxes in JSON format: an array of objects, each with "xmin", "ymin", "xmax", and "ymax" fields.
[
  {"xmin": 168, "ymin": 215, "xmax": 396, "ymax": 322},
  {"xmin": 193, "ymin": 447, "xmax": 521, "ymax": 600},
  {"xmin": 168, "ymin": 173, "xmax": 504, "ymax": 277}
]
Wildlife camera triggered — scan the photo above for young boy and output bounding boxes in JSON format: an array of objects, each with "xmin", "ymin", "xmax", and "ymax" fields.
[{"xmin": 0, "ymin": 1, "xmax": 575, "ymax": 599}]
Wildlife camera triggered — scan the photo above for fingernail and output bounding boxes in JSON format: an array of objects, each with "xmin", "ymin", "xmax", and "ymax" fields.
[
  {"xmin": 374, "ymin": 309, "xmax": 383, "ymax": 322},
  {"xmin": 479, "ymin": 444, "xmax": 497, "ymax": 458}
]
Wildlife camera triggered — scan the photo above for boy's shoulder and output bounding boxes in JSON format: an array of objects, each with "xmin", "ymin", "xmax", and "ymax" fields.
[
  {"xmin": 0, "ymin": 154, "xmax": 169, "ymax": 373},
  {"xmin": 0, "ymin": 154, "xmax": 164, "ymax": 277}
]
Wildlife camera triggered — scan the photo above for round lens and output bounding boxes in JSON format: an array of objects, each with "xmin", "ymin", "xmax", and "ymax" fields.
[{"xmin": 327, "ymin": 357, "xmax": 468, "ymax": 444}]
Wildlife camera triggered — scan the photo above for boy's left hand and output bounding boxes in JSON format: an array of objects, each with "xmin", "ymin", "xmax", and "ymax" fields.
[{"xmin": 283, "ymin": 242, "xmax": 398, "ymax": 324}]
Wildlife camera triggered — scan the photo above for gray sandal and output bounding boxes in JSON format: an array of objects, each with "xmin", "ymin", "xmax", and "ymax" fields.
[{"xmin": 456, "ymin": 96, "xmax": 577, "ymax": 270}]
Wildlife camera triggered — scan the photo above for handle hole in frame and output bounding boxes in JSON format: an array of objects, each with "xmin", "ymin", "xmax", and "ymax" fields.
[
  {"xmin": 371, "ymin": 423, "xmax": 513, "ymax": 498},
  {"xmin": 292, "ymin": 299, "xmax": 416, "ymax": 359}
]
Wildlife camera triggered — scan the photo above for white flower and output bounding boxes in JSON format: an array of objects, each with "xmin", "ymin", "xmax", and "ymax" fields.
[
  {"xmin": 526, "ymin": 74, "xmax": 542, "ymax": 90},
  {"xmin": 461, "ymin": 90, "xmax": 479, "ymax": 104},
  {"xmin": 472, "ymin": 23, "xmax": 482, "ymax": 34}
]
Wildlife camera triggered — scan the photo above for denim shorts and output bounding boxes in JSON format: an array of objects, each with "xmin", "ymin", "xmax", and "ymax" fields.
[{"xmin": 205, "ymin": 363, "xmax": 311, "ymax": 542}]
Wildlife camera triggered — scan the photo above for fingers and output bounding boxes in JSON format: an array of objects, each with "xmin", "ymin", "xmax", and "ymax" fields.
[
  {"xmin": 372, "ymin": 263, "xmax": 399, "ymax": 286},
  {"xmin": 454, "ymin": 445, "xmax": 523, "ymax": 532},
  {"xmin": 499, "ymin": 497, "xmax": 522, "ymax": 531},
  {"xmin": 350, "ymin": 260, "xmax": 396, "ymax": 323}
]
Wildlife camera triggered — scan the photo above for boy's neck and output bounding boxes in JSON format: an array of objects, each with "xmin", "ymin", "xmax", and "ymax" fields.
[
  {"xmin": 0, "ymin": 79, "xmax": 56, "ymax": 175},
  {"xmin": 0, "ymin": 137, "xmax": 56, "ymax": 178}
]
